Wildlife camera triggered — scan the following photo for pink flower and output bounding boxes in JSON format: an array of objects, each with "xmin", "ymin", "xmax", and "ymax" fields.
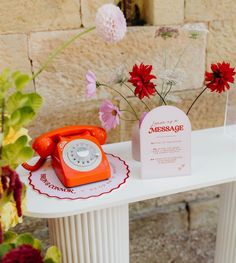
[
  {"xmin": 86, "ymin": 70, "xmax": 97, "ymax": 98},
  {"xmin": 139, "ymin": 112, "xmax": 148, "ymax": 127},
  {"xmin": 99, "ymin": 100, "xmax": 121, "ymax": 130},
  {"xmin": 95, "ymin": 4, "xmax": 127, "ymax": 43}
]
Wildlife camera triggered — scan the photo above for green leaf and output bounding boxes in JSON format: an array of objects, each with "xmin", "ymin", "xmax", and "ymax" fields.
[
  {"xmin": 6, "ymin": 92, "xmax": 28, "ymax": 114},
  {"xmin": 44, "ymin": 259, "xmax": 55, "ymax": 263},
  {"xmin": 14, "ymin": 135, "xmax": 28, "ymax": 148},
  {"xmin": 9, "ymin": 110, "xmax": 21, "ymax": 126},
  {"xmin": 12, "ymin": 70, "xmax": 21, "ymax": 80},
  {"xmin": 15, "ymin": 146, "xmax": 34, "ymax": 163},
  {"xmin": 3, "ymin": 231, "xmax": 17, "ymax": 243},
  {"xmin": 13, "ymin": 106, "xmax": 35, "ymax": 130},
  {"xmin": 24, "ymin": 93, "xmax": 43, "ymax": 112},
  {"xmin": 2, "ymin": 136, "xmax": 32, "ymax": 168},
  {"xmin": 15, "ymin": 233, "xmax": 34, "ymax": 247},
  {"xmin": 0, "ymin": 68, "xmax": 12, "ymax": 95},
  {"xmin": 0, "ymin": 132, "xmax": 3, "ymax": 146},
  {"xmin": 0, "ymin": 243, "xmax": 14, "ymax": 259},
  {"xmin": 15, "ymin": 74, "xmax": 30, "ymax": 91},
  {"xmin": 44, "ymin": 246, "xmax": 61, "ymax": 263},
  {"xmin": 33, "ymin": 239, "xmax": 42, "ymax": 251}
]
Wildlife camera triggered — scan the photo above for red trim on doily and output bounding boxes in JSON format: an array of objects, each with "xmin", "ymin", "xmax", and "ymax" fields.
[{"xmin": 28, "ymin": 153, "xmax": 130, "ymax": 200}]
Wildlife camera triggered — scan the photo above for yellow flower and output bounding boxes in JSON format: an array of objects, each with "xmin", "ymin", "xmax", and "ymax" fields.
[
  {"xmin": 0, "ymin": 187, "xmax": 26, "ymax": 231},
  {"xmin": 3, "ymin": 127, "xmax": 31, "ymax": 146},
  {"xmin": 0, "ymin": 201, "xmax": 23, "ymax": 231}
]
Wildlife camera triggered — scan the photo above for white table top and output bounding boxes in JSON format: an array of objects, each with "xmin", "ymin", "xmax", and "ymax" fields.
[{"xmin": 18, "ymin": 126, "xmax": 236, "ymax": 218}]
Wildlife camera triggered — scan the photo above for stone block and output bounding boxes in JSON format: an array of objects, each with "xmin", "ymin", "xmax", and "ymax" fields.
[
  {"xmin": 0, "ymin": 33, "xmax": 33, "ymax": 90},
  {"xmin": 156, "ymin": 186, "xmax": 220, "ymax": 207},
  {"xmin": 207, "ymin": 20, "xmax": 236, "ymax": 68},
  {"xmin": 0, "ymin": 0, "xmax": 81, "ymax": 33},
  {"xmin": 130, "ymin": 186, "xmax": 220, "ymax": 218},
  {"xmin": 130, "ymin": 203, "xmax": 188, "ymax": 236},
  {"xmin": 185, "ymin": 0, "xmax": 236, "ymax": 22},
  {"xmin": 28, "ymin": 99, "xmax": 120, "ymax": 143},
  {"xmin": 81, "ymin": 0, "xmax": 114, "ymax": 27},
  {"xmin": 188, "ymin": 198, "xmax": 219, "ymax": 230},
  {"xmin": 28, "ymin": 26, "xmax": 206, "ymax": 141},
  {"xmin": 29, "ymin": 25, "xmax": 207, "ymax": 102},
  {"xmin": 144, "ymin": 0, "xmax": 184, "ymax": 26}
]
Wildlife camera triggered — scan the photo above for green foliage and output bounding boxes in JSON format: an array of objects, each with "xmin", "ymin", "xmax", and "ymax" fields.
[
  {"xmin": 0, "ymin": 232, "xmax": 61, "ymax": 263},
  {"xmin": 0, "ymin": 243, "xmax": 14, "ymax": 259},
  {"xmin": 15, "ymin": 233, "xmax": 34, "ymax": 246},
  {"xmin": 44, "ymin": 246, "xmax": 61, "ymax": 263},
  {"xmin": 2, "ymin": 135, "xmax": 34, "ymax": 169},
  {"xmin": 0, "ymin": 69, "xmax": 43, "ymax": 169}
]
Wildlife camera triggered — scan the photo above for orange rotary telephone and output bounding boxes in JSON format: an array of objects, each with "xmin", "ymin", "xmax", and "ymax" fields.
[{"xmin": 22, "ymin": 126, "xmax": 111, "ymax": 187}]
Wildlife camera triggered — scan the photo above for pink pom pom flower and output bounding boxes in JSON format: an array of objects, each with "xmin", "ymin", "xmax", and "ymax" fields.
[
  {"xmin": 99, "ymin": 100, "xmax": 121, "ymax": 130},
  {"xmin": 95, "ymin": 4, "xmax": 127, "ymax": 43}
]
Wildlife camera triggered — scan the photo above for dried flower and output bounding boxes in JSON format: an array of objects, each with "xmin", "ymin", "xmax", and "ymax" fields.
[
  {"xmin": 95, "ymin": 4, "xmax": 127, "ymax": 43},
  {"xmin": 128, "ymin": 63, "xmax": 157, "ymax": 99},
  {"xmin": 205, "ymin": 62, "xmax": 236, "ymax": 93},
  {"xmin": 2, "ymin": 244, "xmax": 43, "ymax": 263},
  {"xmin": 86, "ymin": 70, "xmax": 97, "ymax": 98},
  {"xmin": 182, "ymin": 23, "xmax": 208, "ymax": 39},
  {"xmin": 155, "ymin": 27, "xmax": 179, "ymax": 39},
  {"xmin": 109, "ymin": 65, "xmax": 127, "ymax": 85},
  {"xmin": 159, "ymin": 69, "xmax": 186, "ymax": 86},
  {"xmin": 99, "ymin": 100, "xmax": 121, "ymax": 130}
]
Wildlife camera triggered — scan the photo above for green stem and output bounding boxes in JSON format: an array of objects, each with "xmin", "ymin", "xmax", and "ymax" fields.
[
  {"xmin": 186, "ymin": 86, "xmax": 207, "ymax": 116},
  {"xmin": 120, "ymin": 109, "xmax": 137, "ymax": 117},
  {"xmin": 173, "ymin": 43, "xmax": 189, "ymax": 71},
  {"xmin": 122, "ymin": 82, "xmax": 151, "ymax": 111},
  {"xmin": 120, "ymin": 116, "xmax": 137, "ymax": 121},
  {"xmin": 163, "ymin": 82, "xmax": 173, "ymax": 99},
  {"xmin": 100, "ymin": 84, "xmax": 139, "ymax": 120},
  {"xmin": 155, "ymin": 87, "xmax": 167, "ymax": 105},
  {"xmin": 32, "ymin": 26, "xmax": 96, "ymax": 80}
]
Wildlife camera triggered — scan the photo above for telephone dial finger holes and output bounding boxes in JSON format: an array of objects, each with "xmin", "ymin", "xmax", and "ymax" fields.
[{"xmin": 62, "ymin": 139, "xmax": 102, "ymax": 172}]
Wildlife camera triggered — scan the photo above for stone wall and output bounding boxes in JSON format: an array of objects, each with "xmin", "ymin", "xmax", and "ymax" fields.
[{"xmin": 2, "ymin": 0, "xmax": 236, "ymax": 262}]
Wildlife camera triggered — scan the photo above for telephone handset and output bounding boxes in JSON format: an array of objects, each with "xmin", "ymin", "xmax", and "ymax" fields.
[{"xmin": 22, "ymin": 126, "xmax": 111, "ymax": 187}]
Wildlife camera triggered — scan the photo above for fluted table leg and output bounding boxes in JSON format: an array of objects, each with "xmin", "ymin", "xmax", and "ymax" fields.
[
  {"xmin": 48, "ymin": 204, "xmax": 129, "ymax": 263},
  {"xmin": 214, "ymin": 182, "xmax": 236, "ymax": 263}
]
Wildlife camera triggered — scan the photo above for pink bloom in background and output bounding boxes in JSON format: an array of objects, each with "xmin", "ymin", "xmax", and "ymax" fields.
[
  {"xmin": 86, "ymin": 70, "xmax": 97, "ymax": 98},
  {"xmin": 139, "ymin": 112, "xmax": 148, "ymax": 127},
  {"xmin": 95, "ymin": 4, "xmax": 127, "ymax": 43},
  {"xmin": 99, "ymin": 100, "xmax": 121, "ymax": 130}
]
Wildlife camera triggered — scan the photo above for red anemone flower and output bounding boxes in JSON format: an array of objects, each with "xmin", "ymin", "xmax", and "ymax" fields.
[
  {"xmin": 128, "ymin": 63, "xmax": 157, "ymax": 99},
  {"xmin": 205, "ymin": 62, "xmax": 236, "ymax": 93}
]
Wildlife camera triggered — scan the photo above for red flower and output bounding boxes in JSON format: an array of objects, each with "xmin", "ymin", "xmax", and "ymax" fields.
[
  {"xmin": 1, "ymin": 166, "xmax": 23, "ymax": 217},
  {"xmin": 205, "ymin": 62, "xmax": 236, "ymax": 93},
  {"xmin": 128, "ymin": 63, "xmax": 157, "ymax": 99},
  {"xmin": 2, "ymin": 244, "xmax": 43, "ymax": 263}
]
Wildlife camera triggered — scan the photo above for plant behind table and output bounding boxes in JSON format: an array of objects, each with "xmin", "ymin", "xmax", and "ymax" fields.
[{"xmin": 0, "ymin": 69, "xmax": 61, "ymax": 262}]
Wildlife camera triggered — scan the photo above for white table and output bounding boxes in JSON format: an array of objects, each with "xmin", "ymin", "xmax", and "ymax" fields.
[{"xmin": 18, "ymin": 126, "xmax": 236, "ymax": 263}]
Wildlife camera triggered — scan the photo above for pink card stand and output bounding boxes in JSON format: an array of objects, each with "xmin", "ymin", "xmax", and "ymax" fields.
[{"xmin": 140, "ymin": 106, "xmax": 191, "ymax": 179}]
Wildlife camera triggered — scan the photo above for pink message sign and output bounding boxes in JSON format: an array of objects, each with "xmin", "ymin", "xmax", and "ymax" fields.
[{"xmin": 140, "ymin": 106, "xmax": 191, "ymax": 179}]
